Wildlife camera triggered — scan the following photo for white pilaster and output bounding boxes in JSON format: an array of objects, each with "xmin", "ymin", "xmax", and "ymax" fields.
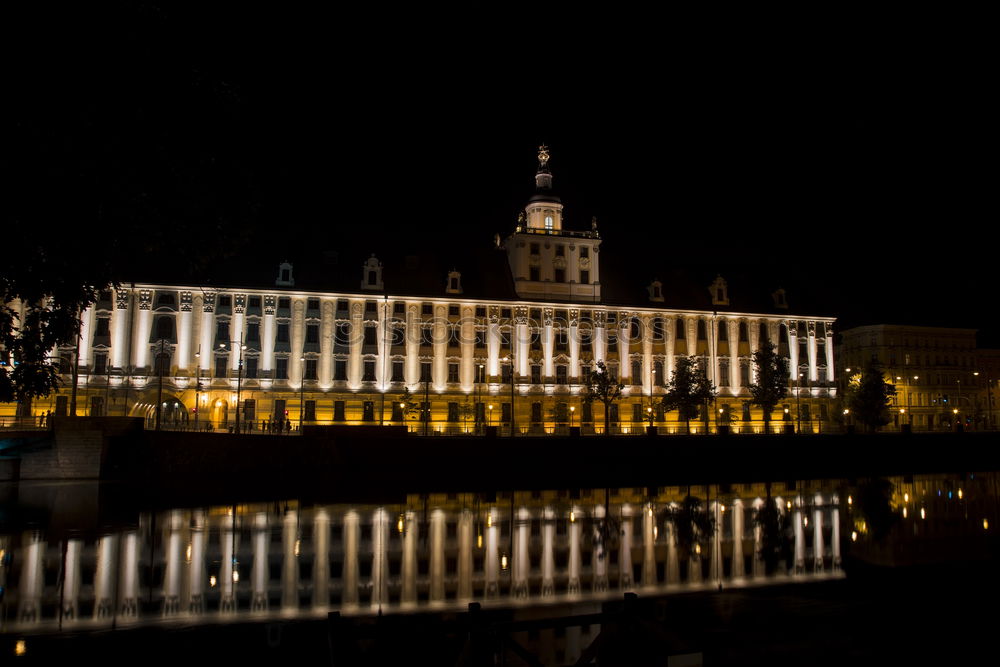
[
  {"xmin": 813, "ymin": 493, "xmax": 825, "ymax": 571},
  {"xmin": 429, "ymin": 508, "xmax": 446, "ymax": 602},
  {"xmin": 457, "ymin": 510, "xmax": 474, "ymax": 600},
  {"xmin": 188, "ymin": 510, "xmax": 206, "ymax": 614},
  {"xmin": 251, "ymin": 512, "xmax": 269, "ymax": 611},
  {"xmin": 219, "ymin": 515, "xmax": 237, "ymax": 614},
  {"xmin": 312, "ymin": 508, "xmax": 330, "ymax": 609},
  {"xmin": 282, "ymin": 509, "xmax": 299, "ymax": 611},
  {"xmin": 118, "ymin": 530, "xmax": 140, "ymax": 619},
  {"xmin": 567, "ymin": 505, "xmax": 582, "ymax": 594},
  {"xmin": 592, "ymin": 503, "xmax": 608, "ymax": 592},
  {"xmin": 732, "ymin": 499, "xmax": 745, "ymax": 579},
  {"xmin": 512, "ymin": 506, "xmax": 530, "ymax": 599},
  {"xmin": 619, "ymin": 504, "xmax": 633, "ymax": 589},
  {"xmin": 341, "ymin": 510, "xmax": 360, "ymax": 606},
  {"xmin": 401, "ymin": 510, "xmax": 418, "ymax": 604},
  {"xmin": 541, "ymin": 506, "xmax": 555, "ymax": 596},
  {"xmin": 370, "ymin": 508, "xmax": 389, "ymax": 611},
  {"xmin": 63, "ymin": 538, "xmax": 83, "ymax": 621},
  {"xmin": 162, "ymin": 510, "xmax": 184, "ymax": 616},
  {"xmin": 643, "ymin": 505, "xmax": 658, "ymax": 587}
]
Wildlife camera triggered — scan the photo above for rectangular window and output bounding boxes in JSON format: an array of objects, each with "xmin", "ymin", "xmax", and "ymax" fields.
[
  {"xmin": 337, "ymin": 299, "xmax": 349, "ymax": 314},
  {"xmin": 216, "ymin": 321, "xmax": 230, "ymax": 342},
  {"xmin": 580, "ymin": 247, "xmax": 589, "ymax": 259},
  {"xmin": 448, "ymin": 402, "xmax": 459, "ymax": 422},
  {"xmin": 245, "ymin": 357, "xmax": 258, "ymax": 379},
  {"xmin": 740, "ymin": 361, "xmax": 750, "ymax": 386},
  {"xmin": 248, "ymin": 296, "xmax": 261, "ymax": 309},
  {"xmin": 275, "ymin": 358, "xmax": 288, "ymax": 380},
  {"xmin": 274, "ymin": 399, "xmax": 286, "ymax": 420},
  {"xmin": 334, "ymin": 400, "xmax": 346, "ymax": 421},
  {"xmin": 448, "ymin": 363, "xmax": 459, "ymax": 383},
  {"xmin": 555, "ymin": 245, "xmax": 565, "ymax": 257},
  {"xmin": 365, "ymin": 300, "xmax": 377, "ymax": 315},
  {"xmin": 501, "ymin": 402, "xmax": 511, "ymax": 424},
  {"xmin": 334, "ymin": 359, "xmax": 347, "ymax": 381},
  {"xmin": 421, "ymin": 327, "xmax": 434, "ymax": 347},
  {"xmin": 632, "ymin": 403, "xmax": 643, "ymax": 423},
  {"xmin": 246, "ymin": 322, "xmax": 260, "ymax": 343},
  {"xmin": 276, "ymin": 323, "xmax": 290, "ymax": 343},
  {"xmin": 475, "ymin": 364, "xmax": 486, "ymax": 383},
  {"xmin": 530, "ymin": 243, "xmax": 540, "ymax": 255},
  {"xmin": 95, "ymin": 317, "xmax": 110, "ymax": 336},
  {"xmin": 304, "ymin": 358, "xmax": 318, "ymax": 380},
  {"xmin": 501, "ymin": 363, "xmax": 512, "ymax": 384},
  {"xmin": 392, "ymin": 360, "xmax": 404, "ymax": 382},
  {"xmin": 420, "ymin": 362, "xmax": 432, "ymax": 382},
  {"xmin": 529, "ymin": 266, "xmax": 540, "ymax": 281},
  {"xmin": 531, "ymin": 365, "xmax": 542, "ymax": 384},
  {"xmin": 580, "ymin": 270, "xmax": 589, "ymax": 285},
  {"xmin": 307, "ymin": 298, "xmax": 320, "ymax": 311},
  {"xmin": 363, "ymin": 401, "xmax": 375, "ymax": 421},
  {"xmin": 93, "ymin": 352, "xmax": 107, "ymax": 375},
  {"xmin": 243, "ymin": 399, "xmax": 256, "ymax": 422},
  {"xmin": 364, "ymin": 326, "xmax": 377, "ymax": 347},
  {"xmin": 555, "ymin": 268, "xmax": 565, "ymax": 283},
  {"xmin": 218, "ymin": 295, "xmax": 231, "ymax": 307},
  {"xmin": 304, "ymin": 400, "xmax": 316, "ymax": 422},
  {"xmin": 631, "ymin": 360, "xmax": 642, "ymax": 383},
  {"xmin": 214, "ymin": 355, "xmax": 228, "ymax": 378},
  {"xmin": 719, "ymin": 360, "xmax": 729, "ymax": 387},
  {"xmin": 278, "ymin": 297, "xmax": 291, "ymax": 310},
  {"xmin": 334, "ymin": 323, "xmax": 351, "ymax": 351},
  {"xmin": 422, "ymin": 303, "xmax": 433, "ymax": 316},
  {"xmin": 306, "ymin": 324, "xmax": 319, "ymax": 344},
  {"xmin": 363, "ymin": 360, "xmax": 376, "ymax": 381},
  {"xmin": 556, "ymin": 365, "xmax": 567, "ymax": 384}
]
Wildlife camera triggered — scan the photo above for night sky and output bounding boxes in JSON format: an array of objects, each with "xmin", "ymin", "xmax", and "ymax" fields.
[{"xmin": 8, "ymin": 5, "xmax": 995, "ymax": 343}]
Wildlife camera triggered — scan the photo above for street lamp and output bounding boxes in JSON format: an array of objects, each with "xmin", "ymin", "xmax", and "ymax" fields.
[
  {"xmin": 477, "ymin": 363, "xmax": 484, "ymax": 434},
  {"xmin": 154, "ymin": 338, "xmax": 168, "ymax": 431},
  {"xmin": 649, "ymin": 366, "xmax": 656, "ymax": 426},
  {"xmin": 488, "ymin": 404, "xmax": 494, "ymax": 427},
  {"xmin": 796, "ymin": 372, "xmax": 803, "ymax": 433},
  {"xmin": 299, "ymin": 356, "xmax": 306, "ymax": 433},
  {"xmin": 218, "ymin": 339, "xmax": 246, "ymax": 434},
  {"xmin": 570, "ymin": 405, "xmax": 575, "ymax": 430}
]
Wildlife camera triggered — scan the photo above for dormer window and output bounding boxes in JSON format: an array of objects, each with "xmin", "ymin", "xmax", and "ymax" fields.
[
  {"xmin": 446, "ymin": 270, "xmax": 462, "ymax": 294},
  {"xmin": 772, "ymin": 288, "xmax": 788, "ymax": 309},
  {"xmin": 709, "ymin": 275, "xmax": 729, "ymax": 306},
  {"xmin": 544, "ymin": 215, "xmax": 553, "ymax": 230},
  {"xmin": 276, "ymin": 261, "xmax": 294, "ymax": 287},
  {"xmin": 361, "ymin": 254, "xmax": 384, "ymax": 291},
  {"xmin": 647, "ymin": 280, "xmax": 664, "ymax": 303}
]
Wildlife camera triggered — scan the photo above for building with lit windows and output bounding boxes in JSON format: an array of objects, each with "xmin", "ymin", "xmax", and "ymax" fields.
[
  {"xmin": 3, "ymin": 147, "xmax": 838, "ymax": 434},
  {"xmin": 838, "ymin": 324, "xmax": 997, "ymax": 431}
]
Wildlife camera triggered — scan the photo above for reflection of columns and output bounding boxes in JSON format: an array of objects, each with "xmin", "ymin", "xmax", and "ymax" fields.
[
  {"xmin": 281, "ymin": 510, "xmax": 299, "ymax": 611},
  {"xmin": 512, "ymin": 507, "xmax": 530, "ymax": 599},
  {"xmin": 312, "ymin": 509, "xmax": 330, "ymax": 609},
  {"xmin": 457, "ymin": 510, "xmax": 474, "ymax": 600},
  {"xmin": 219, "ymin": 514, "xmax": 238, "ymax": 614},
  {"xmin": 732, "ymin": 499, "xmax": 745, "ymax": 579},
  {"xmin": 592, "ymin": 504, "xmax": 608, "ymax": 592},
  {"xmin": 541, "ymin": 506, "xmax": 555, "ymax": 596},
  {"xmin": 687, "ymin": 525, "xmax": 701, "ymax": 585},
  {"xmin": 341, "ymin": 511, "xmax": 360, "ymax": 606},
  {"xmin": 119, "ymin": 530, "xmax": 140, "ymax": 619},
  {"xmin": 642, "ymin": 505, "xmax": 657, "ymax": 587},
  {"xmin": 63, "ymin": 538, "xmax": 83, "ymax": 621},
  {"xmin": 188, "ymin": 510, "xmax": 206, "ymax": 614},
  {"xmin": 567, "ymin": 505, "xmax": 582, "ymax": 594},
  {"xmin": 485, "ymin": 508, "xmax": 499, "ymax": 598},
  {"xmin": 429, "ymin": 509, "xmax": 447, "ymax": 602},
  {"xmin": 813, "ymin": 493, "xmax": 825, "ymax": 571},
  {"xmin": 401, "ymin": 511, "xmax": 418, "ymax": 604},
  {"xmin": 831, "ymin": 496, "xmax": 842, "ymax": 569},
  {"xmin": 709, "ymin": 501, "xmax": 723, "ymax": 584},
  {"xmin": 163, "ymin": 510, "xmax": 184, "ymax": 616},
  {"xmin": 252, "ymin": 512, "xmax": 269, "ymax": 611},
  {"xmin": 752, "ymin": 498, "xmax": 765, "ymax": 578},
  {"xmin": 793, "ymin": 499, "xmax": 805, "ymax": 574},
  {"xmin": 619, "ymin": 504, "xmax": 633, "ymax": 589},
  {"xmin": 94, "ymin": 534, "xmax": 118, "ymax": 619},
  {"xmin": 665, "ymin": 514, "xmax": 679, "ymax": 585},
  {"xmin": 371, "ymin": 509, "xmax": 389, "ymax": 611},
  {"xmin": 17, "ymin": 531, "xmax": 45, "ymax": 623}
]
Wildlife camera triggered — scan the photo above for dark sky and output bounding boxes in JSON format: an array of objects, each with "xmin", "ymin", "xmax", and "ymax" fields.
[{"xmin": 8, "ymin": 5, "xmax": 996, "ymax": 343}]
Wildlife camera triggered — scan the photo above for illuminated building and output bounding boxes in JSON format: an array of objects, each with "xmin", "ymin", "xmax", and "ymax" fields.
[
  {"xmin": 838, "ymin": 324, "xmax": 997, "ymax": 430},
  {"xmin": 3, "ymin": 147, "xmax": 837, "ymax": 433}
]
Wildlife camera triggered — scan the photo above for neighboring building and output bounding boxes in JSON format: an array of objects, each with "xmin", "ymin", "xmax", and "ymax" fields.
[
  {"xmin": 838, "ymin": 324, "xmax": 996, "ymax": 430},
  {"xmin": 3, "ymin": 147, "xmax": 838, "ymax": 434}
]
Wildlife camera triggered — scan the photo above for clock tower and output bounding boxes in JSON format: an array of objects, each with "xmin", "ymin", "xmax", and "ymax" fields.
[{"xmin": 504, "ymin": 146, "xmax": 602, "ymax": 302}]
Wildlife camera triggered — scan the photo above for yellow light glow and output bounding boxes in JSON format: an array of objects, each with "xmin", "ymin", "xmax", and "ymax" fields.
[
  {"xmin": 15, "ymin": 640, "xmax": 26, "ymax": 657},
  {"xmin": 486, "ymin": 512, "xmax": 492, "ymax": 528},
  {"xmin": 233, "ymin": 570, "xmax": 240, "ymax": 583},
  {"xmin": 477, "ymin": 534, "xmax": 483, "ymax": 548},
  {"xmin": 653, "ymin": 526, "xmax": 658, "ymax": 540},
  {"xmin": 397, "ymin": 517, "xmax": 404, "ymax": 533},
  {"xmin": 920, "ymin": 507, "xmax": 926, "ymax": 520},
  {"xmin": 851, "ymin": 531, "xmax": 858, "ymax": 541},
  {"xmin": 803, "ymin": 516, "xmax": 808, "ymax": 527},
  {"xmin": 500, "ymin": 555, "xmax": 508, "ymax": 570},
  {"xmin": 186, "ymin": 544, "xmax": 192, "ymax": 563},
  {"xmin": 903, "ymin": 507, "xmax": 908, "ymax": 518},
  {"xmin": 984, "ymin": 518, "xmax": 989, "ymax": 530},
  {"xmin": 847, "ymin": 496, "xmax": 853, "ymax": 505},
  {"xmin": 294, "ymin": 539, "xmax": 301, "ymax": 557},
  {"xmin": 958, "ymin": 489, "xmax": 963, "ymax": 499},
  {"xmin": 570, "ymin": 511, "xmax": 576, "ymax": 523},
  {"xmin": 209, "ymin": 575, "xmax": 217, "ymax": 587},
  {"xmin": 786, "ymin": 501, "xmax": 792, "ymax": 510},
  {"xmin": 695, "ymin": 544, "xmax": 701, "ymax": 555},
  {"xmin": 904, "ymin": 493, "xmax": 909, "ymax": 502}
]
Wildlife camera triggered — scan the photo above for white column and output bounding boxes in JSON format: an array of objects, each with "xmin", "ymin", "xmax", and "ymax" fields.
[
  {"xmin": 200, "ymin": 304, "xmax": 215, "ymax": 375},
  {"xmin": 732, "ymin": 499, "xmax": 745, "ymax": 579},
  {"xmin": 406, "ymin": 305, "xmax": 420, "ymax": 383},
  {"xmin": 729, "ymin": 320, "xmax": 741, "ymax": 394},
  {"xmin": 461, "ymin": 307, "xmax": 474, "ymax": 391},
  {"xmin": 370, "ymin": 508, "xmax": 389, "ymax": 611},
  {"xmin": 642, "ymin": 505, "xmax": 657, "ymax": 587},
  {"xmin": 134, "ymin": 308, "xmax": 153, "ymax": 370},
  {"xmin": 433, "ymin": 306, "xmax": 447, "ymax": 390},
  {"xmin": 17, "ymin": 531, "xmax": 45, "ymax": 623},
  {"xmin": 788, "ymin": 323, "xmax": 799, "ymax": 380},
  {"xmin": 618, "ymin": 320, "xmax": 631, "ymax": 384},
  {"xmin": 63, "ymin": 539, "xmax": 84, "ymax": 621},
  {"xmin": 642, "ymin": 315, "xmax": 653, "ymax": 396},
  {"xmin": 312, "ymin": 508, "xmax": 330, "ymax": 609},
  {"xmin": 619, "ymin": 504, "xmax": 633, "ymax": 589},
  {"xmin": 826, "ymin": 329, "xmax": 836, "ymax": 382},
  {"xmin": 261, "ymin": 299, "xmax": 275, "ymax": 374},
  {"xmin": 251, "ymin": 511, "xmax": 269, "ymax": 611},
  {"xmin": 793, "ymin": 498, "xmax": 805, "ymax": 574},
  {"xmin": 542, "ymin": 318, "xmax": 554, "ymax": 379},
  {"xmin": 177, "ymin": 306, "xmax": 193, "ymax": 373},
  {"xmin": 666, "ymin": 514, "xmax": 679, "ymax": 585},
  {"xmin": 93, "ymin": 534, "xmax": 118, "ymax": 619},
  {"xmin": 831, "ymin": 496, "xmax": 842, "ymax": 569},
  {"xmin": 291, "ymin": 300, "xmax": 306, "ymax": 386},
  {"xmin": 341, "ymin": 510, "xmax": 360, "ymax": 606},
  {"xmin": 281, "ymin": 509, "xmax": 299, "ymax": 611},
  {"xmin": 592, "ymin": 503, "xmax": 608, "ymax": 592},
  {"xmin": 664, "ymin": 316, "xmax": 676, "ymax": 380},
  {"xmin": 118, "ymin": 530, "xmax": 140, "ymax": 619},
  {"xmin": 188, "ymin": 510, "xmax": 207, "ymax": 614},
  {"xmin": 516, "ymin": 320, "xmax": 528, "ymax": 378},
  {"xmin": 348, "ymin": 302, "xmax": 361, "ymax": 389},
  {"xmin": 219, "ymin": 514, "xmax": 238, "ymax": 614},
  {"xmin": 163, "ymin": 510, "xmax": 184, "ymax": 616},
  {"xmin": 567, "ymin": 505, "xmax": 582, "ymax": 594},
  {"xmin": 320, "ymin": 301, "xmax": 334, "ymax": 388},
  {"xmin": 429, "ymin": 508, "xmax": 447, "ymax": 602},
  {"xmin": 112, "ymin": 289, "xmax": 129, "ymax": 368},
  {"xmin": 401, "ymin": 510, "xmax": 418, "ymax": 604},
  {"xmin": 487, "ymin": 320, "xmax": 500, "ymax": 378},
  {"xmin": 512, "ymin": 506, "xmax": 530, "ymax": 599},
  {"xmin": 541, "ymin": 506, "xmax": 556, "ymax": 596},
  {"xmin": 78, "ymin": 305, "xmax": 94, "ymax": 368},
  {"xmin": 807, "ymin": 325, "xmax": 818, "ymax": 382},
  {"xmin": 485, "ymin": 507, "xmax": 499, "ymax": 598},
  {"xmin": 813, "ymin": 493, "xmax": 825, "ymax": 571},
  {"xmin": 457, "ymin": 510, "xmax": 474, "ymax": 600},
  {"xmin": 569, "ymin": 315, "xmax": 579, "ymax": 379},
  {"xmin": 594, "ymin": 321, "xmax": 606, "ymax": 363}
]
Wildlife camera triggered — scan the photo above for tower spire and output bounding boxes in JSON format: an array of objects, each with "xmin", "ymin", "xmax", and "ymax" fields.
[{"xmin": 535, "ymin": 144, "xmax": 552, "ymax": 191}]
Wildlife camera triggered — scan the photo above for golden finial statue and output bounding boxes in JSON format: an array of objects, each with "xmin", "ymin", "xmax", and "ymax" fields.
[{"xmin": 538, "ymin": 144, "xmax": 550, "ymax": 167}]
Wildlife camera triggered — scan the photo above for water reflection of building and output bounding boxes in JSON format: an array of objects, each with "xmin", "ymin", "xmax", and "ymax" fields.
[
  {"xmin": 838, "ymin": 324, "xmax": 999, "ymax": 430},
  {"xmin": 3, "ymin": 147, "xmax": 838, "ymax": 433},
  {"xmin": 1, "ymin": 484, "xmax": 845, "ymax": 633}
]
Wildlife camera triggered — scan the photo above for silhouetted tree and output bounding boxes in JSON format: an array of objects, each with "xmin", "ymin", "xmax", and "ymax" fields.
[
  {"xmin": 662, "ymin": 356, "xmax": 715, "ymax": 434},
  {"xmin": 850, "ymin": 361, "xmax": 896, "ymax": 432},
  {"xmin": 748, "ymin": 341, "xmax": 789, "ymax": 433},
  {"xmin": 584, "ymin": 360, "xmax": 624, "ymax": 434}
]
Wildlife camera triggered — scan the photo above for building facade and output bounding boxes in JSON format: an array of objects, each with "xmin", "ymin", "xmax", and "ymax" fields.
[
  {"xmin": 838, "ymin": 324, "xmax": 997, "ymax": 430},
  {"xmin": 4, "ymin": 148, "xmax": 838, "ymax": 433}
]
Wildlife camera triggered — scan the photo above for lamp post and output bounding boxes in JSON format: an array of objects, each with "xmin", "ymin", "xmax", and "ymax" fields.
[
  {"xmin": 570, "ymin": 405, "xmax": 575, "ymax": 430},
  {"xmin": 477, "ymin": 363, "xmax": 484, "ymax": 435},
  {"xmin": 796, "ymin": 372, "xmax": 803, "ymax": 434},
  {"xmin": 649, "ymin": 366, "xmax": 656, "ymax": 426},
  {"xmin": 488, "ymin": 404, "xmax": 494, "ymax": 427},
  {"xmin": 219, "ymin": 338, "xmax": 246, "ymax": 434},
  {"xmin": 194, "ymin": 346, "xmax": 201, "ymax": 433},
  {"xmin": 299, "ymin": 356, "xmax": 306, "ymax": 433},
  {"xmin": 155, "ymin": 338, "xmax": 167, "ymax": 431}
]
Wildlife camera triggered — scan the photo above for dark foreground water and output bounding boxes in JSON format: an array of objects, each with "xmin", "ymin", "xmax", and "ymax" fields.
[{"xmin": 1, "ymin": 471, "xmax": 997, "ymax": 664}]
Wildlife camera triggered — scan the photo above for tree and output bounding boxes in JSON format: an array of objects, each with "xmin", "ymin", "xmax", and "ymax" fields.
[
  {"xmin": 850, "ymin": 361, "xmax": 896, "ymax": 432},
  {"xmin": 397, "ymin": 387, "xmax": 421, "ymax": 420},
  {"xmin": 662, "ymin": 356, "xmax": 715, "ymax": 434},
  {"xmin": 748, "ymin": 341, "xmax": 789, "ymax": 433},
  {"xmin": 658, "ymin": 493, "xmax": 716, "ymax": 562},
  {"xmin": 583, "ymin": 360, "xmax": 624, "ymax": 434}
]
